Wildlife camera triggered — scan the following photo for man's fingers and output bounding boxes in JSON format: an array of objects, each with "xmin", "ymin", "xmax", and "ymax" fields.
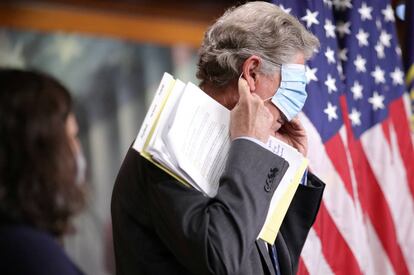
[
  {"xmin": 238, "ymin": 76, "xmax": 250, "ymax": 100},
  {"xmin": 265, "ymin": 108, "xmax": 274, "ymax": 125},
  {"xmin": 286, "ymin": 117, "xmax": 305, "ymax": 132}
]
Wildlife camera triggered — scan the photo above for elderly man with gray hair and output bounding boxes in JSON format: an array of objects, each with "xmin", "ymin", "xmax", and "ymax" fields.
[{"xmin": 111, "ymin": 2, "xmax": 325, "ymax": 275}]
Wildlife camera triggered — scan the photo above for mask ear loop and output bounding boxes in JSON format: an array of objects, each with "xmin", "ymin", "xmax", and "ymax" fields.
[{"xmin": 264, "ymin": 95, "xmax": 273, "ymax": 102}]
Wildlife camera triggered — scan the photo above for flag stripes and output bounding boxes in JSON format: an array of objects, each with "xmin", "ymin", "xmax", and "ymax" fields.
[{"xmin": 341, "ymin": 96, "xmax": 410, "ymax": 275}]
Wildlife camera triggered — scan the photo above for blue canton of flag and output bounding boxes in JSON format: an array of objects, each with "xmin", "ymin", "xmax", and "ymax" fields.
[{"xmin": 334, "ymin": 0, "xmax": 406, "ymax": 138}]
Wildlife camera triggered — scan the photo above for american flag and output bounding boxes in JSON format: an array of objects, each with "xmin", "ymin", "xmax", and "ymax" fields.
[{"xmin": 270, "ymin": 0, "xmax": 414, "ymax": 274}]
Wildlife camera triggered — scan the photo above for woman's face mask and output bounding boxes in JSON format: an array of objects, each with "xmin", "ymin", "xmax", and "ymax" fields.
[
  {"xmin": 75, "ymin": 148, "xmax": 87, "ymax": 185},
  {"xmin": 66, "ymin": 113, "xmax": 87, "ymax": 185}
]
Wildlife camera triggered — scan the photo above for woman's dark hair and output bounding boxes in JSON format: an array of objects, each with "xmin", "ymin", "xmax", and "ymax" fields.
[{"xmin": 0, "ymin": 68, "xmax": 85, "ymax": 237}]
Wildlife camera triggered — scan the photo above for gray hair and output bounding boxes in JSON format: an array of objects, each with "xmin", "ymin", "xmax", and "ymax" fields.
[{"xmin": 196, "ymin": 1, "xmax": 320, "ymax": 87}]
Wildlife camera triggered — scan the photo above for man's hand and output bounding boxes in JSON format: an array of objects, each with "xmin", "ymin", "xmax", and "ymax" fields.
[
  {"xmin": 230, "ymin": 77, "xmax": 273, "ymax": 143},
  {"xmin": 274, "ymin": 117, "xmax": 308, "ymax": 156}
]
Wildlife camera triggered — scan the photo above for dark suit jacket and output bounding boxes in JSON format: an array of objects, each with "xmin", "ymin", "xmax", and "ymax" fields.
[{"xmin": 111, "ymin": 139, "xmax": 324, "ymax": 275}]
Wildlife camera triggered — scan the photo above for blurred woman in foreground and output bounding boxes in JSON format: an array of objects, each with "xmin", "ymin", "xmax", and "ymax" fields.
[{"xmin": 0, "ymin": 69, "xmax": 86, "ymax": 275}]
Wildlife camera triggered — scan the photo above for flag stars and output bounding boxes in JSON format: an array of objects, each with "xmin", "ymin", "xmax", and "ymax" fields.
[
  {"xmin": 375, "ymin": 43, "xmax": 385, "ymax": 59},
  {"xmin": 337, "ymin": 63, "xmax": 345, "ymax": 80},
  {"xmin": 323, "ymin": 0, "xmax": 333, "ymax": 9},
  {"xmin": 379, "ymin": 31, "xmax": 392, "ymax": 47},
  {"xmin": 324, "ymin": 19, "xmax": 336, "ymax": 38},
  {"xmin": 396, "ymin": 46, "xmax": 402, "ymax": 56},
  {"xmin": 356, "ymin": 29, "xmax": 369, "ymax": 47},
  {"xmin": 333, "ymin": 0, "xmax": 352, "ymax": 11},
  {"xmin": 306, "ymin": 66, "xmax": 318, "ymax": 83},
  {"xmin": 382, "ymin": 4, "xmax": 395, "ymax": 22},
  {"xmin": 324, "ymin": 102, "xmax": 338, "ymax": 121},
  {"xmin": 336, "ymin": 21, "xmax": 351, "ymax": 38},
  {"xmin": 324, "ymin": 74, "xmax": 337, "ymax": 93},
  {"xmin": 349, "ymin": 108, "xmax": 362, "ymax": 126},
  {"xmin": 279, "ymin": 4, "xmax": 291, "ymax": 14},
  {"xmin": 351, "ymin": 81, "xmax": 363, "ymax": 100},
  {"xmin": 325, "ymin": 47, "xmax": 336, "ymax": 64},
  {"xmin": 371, "ymin": 66, "xmax": 386, "ymax": 84},
  {"xmin": 368, "ymin": 91, "xmax": 385, "ymax": 110},
  {"xmin": 358, "ymin": 2, "xmax": 373, "ymax": 21},
  {"xmin": 390, "ymin": 68, "xmax": 404, "ymax": 86},
  {"xmin": 354, "ymin": 55, "xmax": 367, "ymax": 73},
  {"xmin": 301, "ymin": 9, "xmax": 319, "ymax": 28},
  {"xmin": 375, "ymin": 19, "xmax": 382, "ymax": 30},
  {"xmin": 339, "ymin": 48, "xmax": 348, "ymax": 61}
]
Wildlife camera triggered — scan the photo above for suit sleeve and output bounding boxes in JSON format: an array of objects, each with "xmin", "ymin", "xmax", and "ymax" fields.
[{"xmin": 146, "ymin": 139, "xmax": 289, "ymax": 275}]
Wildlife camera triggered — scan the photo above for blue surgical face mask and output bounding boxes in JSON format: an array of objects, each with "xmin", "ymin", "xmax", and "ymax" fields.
[{"xmin": 267, "ymin": 64, "xmax": 307, "ymax": 121}]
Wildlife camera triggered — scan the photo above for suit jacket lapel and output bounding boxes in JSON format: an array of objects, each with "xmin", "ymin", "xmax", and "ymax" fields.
[{"xmin": 256, "ymin": 240, "xmax": 276, "ymax": 275}]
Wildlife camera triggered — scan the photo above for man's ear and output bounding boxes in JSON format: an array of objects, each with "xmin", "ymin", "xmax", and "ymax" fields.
[{"xmin": 241, "ymin": 55, "xmax": 261, "ymax": 92}]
